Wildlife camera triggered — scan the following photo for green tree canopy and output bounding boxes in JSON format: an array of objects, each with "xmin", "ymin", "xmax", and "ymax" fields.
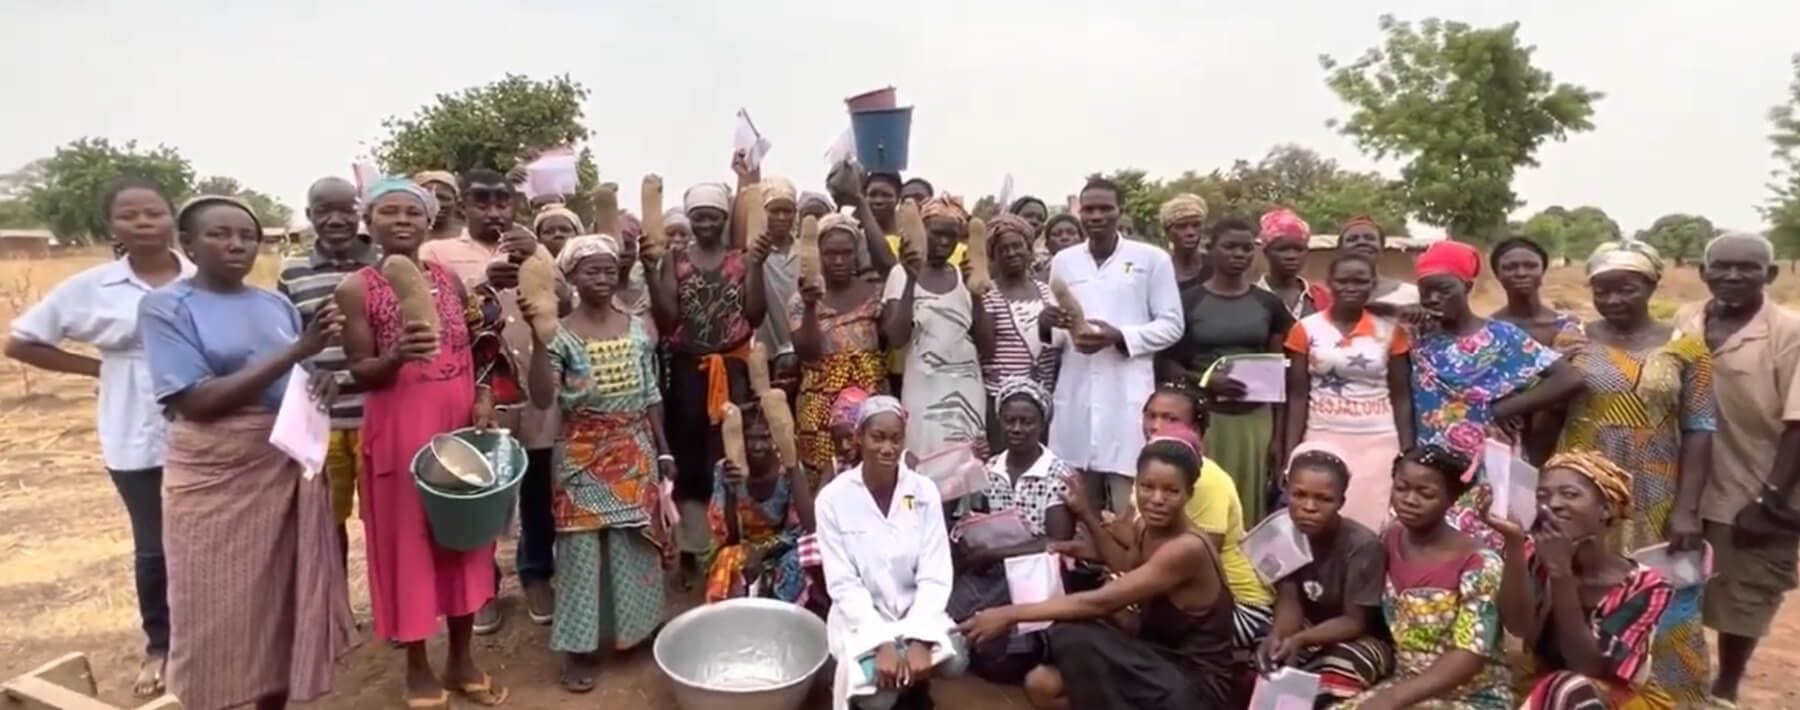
[
  {"xmin": 1321, "ymin": 15, "xmax": 1602, "ymax": 244},
  {"xmin": 374, "ymin": 74, "xmax": 601, "ymax": 224},
  {"xmin": 1519, "ymin": 205, "xmax": 1620, "ymax": 259},
  {"xmin": 193, "ymin": 176, "xmax": 294, "ymax": 228},
  {"xmin": 1765, "ymin": 53, "xmax": 1800, "ymax": 261},
  {"xmin": 22, "ymin": 138, "xmax": 194, "ymax": 244},
  {"xmin": 1635, "ymin": 214, "xmax": 1716, "ymax": 267}
]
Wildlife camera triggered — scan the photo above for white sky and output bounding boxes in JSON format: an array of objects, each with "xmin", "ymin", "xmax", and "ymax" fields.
[{"xmin": 4, "ymin": 0, "xmax": 1797, "ymax": 234}]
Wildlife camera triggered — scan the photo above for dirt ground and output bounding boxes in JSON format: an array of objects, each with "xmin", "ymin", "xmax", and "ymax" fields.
[{"xmin": 5, "ymin": 250, "xmax": 1800, "ymax": 709}]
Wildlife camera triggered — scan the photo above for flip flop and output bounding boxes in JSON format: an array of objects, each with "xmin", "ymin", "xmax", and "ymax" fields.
[
  {"xmin": 452, "ymin": 673, "xmax": 510, "ymax": 706},
  {"xmin": 403, "ymin": 689, "xmax": 449, "ymax": 709},
  {"xmin": 559, "ymin": 659, "xmax": 596, "ymax": 694},
  {"xmin": 130, "ymin": 655, "xmax": 166, "ymax": 698}
]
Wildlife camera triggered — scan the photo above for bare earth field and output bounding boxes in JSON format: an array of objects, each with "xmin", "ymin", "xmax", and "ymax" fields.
[{"xmin": 5, "ymin": 250, "xmax": 1800, "ymax": 709}]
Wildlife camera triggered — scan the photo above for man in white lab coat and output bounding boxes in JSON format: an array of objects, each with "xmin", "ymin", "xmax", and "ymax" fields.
[{"xmin": 1041, "ymin": 177, "xmax": 1185, "ymax": 514}]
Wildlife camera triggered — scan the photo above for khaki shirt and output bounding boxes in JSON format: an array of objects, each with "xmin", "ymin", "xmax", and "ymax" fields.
[{"xmin": 1676, "ymin": 301, "xmax": 1800, "ymax": 523}]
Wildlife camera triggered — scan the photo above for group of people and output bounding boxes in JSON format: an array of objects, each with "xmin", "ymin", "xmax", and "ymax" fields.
[{"xmin": 6, "ymin": 150, "xmax": 1800, "ymax": 710}]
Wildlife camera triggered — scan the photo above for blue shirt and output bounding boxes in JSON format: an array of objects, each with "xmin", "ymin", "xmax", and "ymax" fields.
[{"xmin": 140, "ymin": 278, "xmax": 303, "ymax": 413}]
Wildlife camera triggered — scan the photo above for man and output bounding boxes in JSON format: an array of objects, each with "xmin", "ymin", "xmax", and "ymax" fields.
[
  {"xmin": 900, "ymin": 177, "xmax": 934, "ymax": 205},
  {"xmin": 276, "ymin": 176, "xmax": 378, "ymax": 571},
  {"xmin": 412, "ymin": 171, "xmax": 462, "ymax": 241},
  {"xmin": 1675, "ymin": 231, "xmax": 1800, "ymax": 706},
  {"xmin": 419, "ymin": 170, "xmax": 560, "ymax": 634},
  {"xmin": 1041, "ymin": 177, "xmax": 1184, "ymax": 514}
]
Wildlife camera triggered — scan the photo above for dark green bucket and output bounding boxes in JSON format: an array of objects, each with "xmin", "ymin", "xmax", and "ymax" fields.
[{"xmin": 411, "ymin": 428, "xmax": 527, "ymax": 552}]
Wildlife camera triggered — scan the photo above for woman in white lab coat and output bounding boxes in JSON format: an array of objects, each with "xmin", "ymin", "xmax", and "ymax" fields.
[{"xmin": 815, "ymin": 395, "xmax": 961, "ymax": 710}]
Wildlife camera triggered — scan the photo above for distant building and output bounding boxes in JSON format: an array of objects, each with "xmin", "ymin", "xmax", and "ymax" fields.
[
  {"xmin": 1298, "ymin": 233, "xmax": 1434, "ymax": 282},
  {"xmin": 0, "ymin": 229, "xmax": 53, "ymax": 258}
]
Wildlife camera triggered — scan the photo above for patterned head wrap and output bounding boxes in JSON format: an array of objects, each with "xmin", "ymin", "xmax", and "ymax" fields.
[
  {"xmin": 831, "ymin": 387, "xmax": 871, "ymax": 430},
  {"xmin": 1586, "ymin": 239, "xmax": 1664, "ymax": 282},
  {"xmin": 684, "ymin": 182, "xmax": 732, "ymax": 215},
  {"xmin": 555, "ymin": 234, "xmax": 619, "ymax": 275},
  {"xmin": 760, "ymin": 177, "xmax": 797, "ymax": 208},
  {"xmin": 798, "ymin": 191, "xmax": 834, "ymax": 215},
  {"xmin": 855, "ymin": 395, "xmax": 907, "ymax": 430},
  {"xmin": 987, "ymin": 213, "xmax": 1034, "ymax": 245},
  {"xmin": 1544, "ymin": 451, "xmax": 1633, "ymax": 525},
  {"xmin": 919, "ymin": 194, "xmax": 970, "ymax": 229},
  {"xmin": 817, "ymin": 213, "xmax": 861, "ymax": 241},
  {"xmin": 1415, "ymin": 240, "xmax": 1483, "ymax": 282},
  {"xmin": 412, "ymin": 170, "xmax": 459, "ymax": 197},
  {"xmin": 994, "ymin": 377, "xmax": 1051, "ymax": 420},
  {"xmin": 1158, "ymin": 194, "xmax": 1208, "ymax": 227},
  {"xmin": 532, "ymin": 204, "xmax": 585, "ymax": 233},
  {"xmin": 1258, "ymin": 208, "xmax": 1311, "ymax": 246},
  {"xmin": 363, "ymin": 177, "xmax": 438, "ymax": 218}
]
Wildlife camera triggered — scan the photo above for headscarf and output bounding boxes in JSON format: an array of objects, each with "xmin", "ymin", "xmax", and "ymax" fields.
[
  {"xmin": 532, "ymin": 204, "xmax": 585, "ymax": 234},
  {"xmin": 760, "ymin": 177, "xmax": 797, "ymax": 208},
  {"xmin": 412, "ymin": 170, "xmax": 459, "ymax": 197},
  {"xmin": 555, "ymin": 234, "xmax": 620, "ymax": 275},
  {"xmin": 817, "ymin": 213, "xmax": 861, "ymax": 241},
  {"xmin": 1586, "ymin": 239, "xmax": 1664, "ymax": 282},
  {"xmin": 994, "ymin": 377, "xmax": 1051, "ymax": 420},
  {"xmin": 1415, "ymin": 240, "xmax": 1482, "ymax": 282},
  {"xmin": 177, "ymin": 194, "xmax": 264, "ymax": 238},
  {"xmin": 919, "ymin": 194, "xmax": 970, "ymax": 229},
  {"xmin": 987, "ymin": 213, "xmax": 1035, "ymax": 248},
  {"xmin": 831, "ymin": 387, "xmax": 871, "ymax": 430},
  {"xmin": 1544, "ymin": 451, "xmax": 1633, "ymax": 525},
  {"xmin": 1158, "ymin": 194, "xmax": 1208, "ymax": 227},
  {"xmin": 663, "ymin": 208, "xmax": 691, "ymax": 231},
  {"xmin": 798, "ymin": 191, "xmax": 834, "ymax": 215},
  {"xmin": 1258, "ymin": 208, "xmax": 1311, "ymax": 246},
  {"xmin": 683, "ymin": 182, "xmax": 732, "ymax": 215},
  {"xmin": 363, "ymin": 177, "xmax": 438, "ymax": 218},
  {"xmin": 855, "ymin": 394, "xmax": 906, "ymax": 430}
]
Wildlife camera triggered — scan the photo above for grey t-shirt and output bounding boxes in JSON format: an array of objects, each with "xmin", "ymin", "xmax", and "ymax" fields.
[
  {"xmin": 1291, "ymin": 518, "xmax": 1386, "ymax": 626},
  {"xmin": 1169, "ymin": 284, "xmax": 1295, "ymax": 377}
]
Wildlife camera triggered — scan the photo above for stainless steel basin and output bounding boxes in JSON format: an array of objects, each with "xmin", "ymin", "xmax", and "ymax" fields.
[{"xmin": 653, "ymin": 598, "xmax": 829, "ymax": 710}]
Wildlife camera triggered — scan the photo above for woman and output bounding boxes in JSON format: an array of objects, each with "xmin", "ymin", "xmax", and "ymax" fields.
[
  {"xmin": 1410, "ymin": 240, "xmax": 1584, "ymax": 548},
  {"xmin": 662, "ymin": 207, "xmax": 694, "ymax": 252},
  {"xmin": 979, "ymin": 214, "xmax": 1057, "ymax": 447},
  {"xmin": 335, "ymin": 179, "xmax": 507, "ymax": 707},
  {"xmin": 613, "ymin": 211, "xmax": 653, "ymax": 334},
  {"xmin": 948, "ymin": 378, "xmax": 1075, "ymax": 683},
  {"xmin": 1339, "ymin": 216, "xmax": 1419, "ymax": 308},
  {"xmin": 4, "ymin": 177, "xmax": 188, "ymax": 696},
  {"xmin": 526, "ymin": 235, "xmax": 675, "ymax": 692},
  {"xmin": 533, "ymin": 203, "xmax": 584, "ymax": 257},
  {"xmin": 960, "ymin": 434, "xmax": 1245, "ymax": 709},
  {"xmin": 1284, "ymin": 252, "xmax": 1415, "ymax": 529},
  {"xmin": 1159, "ymin": 194, "xmax": 1209, "ymax": 288},
  {"xmin": 1258, "ymin": 444, "xmax": 1396, "ymax": 705},
  {"xmin": 793, "ymin": 215, "xmax": 888, "ymax": 481},
  {"xmin": 1034, "ymin": 213, "xmax": 1084, "ymax": 281},
  {"xmin": 649, "ymin": 182, "xmax": 765, "ymax": 563},
  {"xmin": 1491, "ymin": 452, "xmax": 1674, "ymax": 710},
  {"xmin": 754, "ymin": 177, "xmax": 802, "ymax": 383},
  {"xmin": 1162, "ymin": 217, "xmax": 1295, "ymax": 524},
  {"xmin": 413, "ymin": 170, "xmax": 462, "ymax": 241},
  {"xmin": 1007, "ymin": 195, "xmax": 1049, "ymax": 235},
  {"xmin": 1488, "ymin": 236, "xmax": 1584, "ymax": 465},
  {"xmin": 706, "ymin": 401, "xmax": 816, "ymax": 605},
  {"xmin": 882, "ymin": 195, "xmax": 993, "ymax": 461},
  {"xmin": 1259, "ymin": 208, "xmax": 1331, "ymax": 318},
  {"xmin": 1557, "ymin": 240, "xmax": 1716, "ymax": 705},
  {"xmin": 1344, "ymin": 446, "xmax": 1511, "ymax": 709},
  {"xmin": 816, "ymin": 396, "xmax": 961, "ymax": 710},
  {"xmin": 139, "ymin": 195, "xmax": 353, "ymax": 710}
]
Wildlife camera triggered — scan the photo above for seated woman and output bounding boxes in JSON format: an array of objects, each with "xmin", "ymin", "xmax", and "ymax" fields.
[
  {"xmin": 947, "ymin": 378, "xmax": 1076, "ymax": 683},
  {"xmin": 706, "ymin": 401, "xmax": 816, "ymax": 605},
  {"xmin": 1139, "ymin": 383, "xmax": 1275, "ymax": 649},
  {"xmin": 817, "ymin": 395, "xmax": 961, "ymax": 710},
  {"xmin": 960, "ymin": 432, "xmax": 1244, "ymax": 710},
  {"xmin": 1258, "ymin": 443, "xmax": 1396, "ymax": 705},
  {"xmin": 1344, "ymin": 446, "xmax": 1512, "ymax": 710},
  {"xmin": 1491, "ymin": 452, "xmax": 1673, "ymax": 710}
]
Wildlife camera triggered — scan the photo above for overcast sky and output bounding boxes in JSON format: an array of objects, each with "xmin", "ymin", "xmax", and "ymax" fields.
[{"xmin": 4, "ymin": 0, "xmax": 1797, "ymax": 234}]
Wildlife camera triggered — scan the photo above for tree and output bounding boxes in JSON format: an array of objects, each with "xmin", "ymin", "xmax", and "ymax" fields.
[
  {"xmin": 193, "ymin": 176, "xmax": 294, "ymax": 228},
  {"xmin": 1520, "ymin": 205, "xmax": 1620, "ymax": 260},
  {"xmin": 374, "ymin": 74, "xmax": 601, "ymax": 223},
  {"xmin": 1635, "ymin": 214, "xmax": 1715, "ymax": 267},
  {"xmin": 21, "ymin": 138, "xmax": 194, "ymax": 244},
  {"xmin": 1321, "ymin": 15, "xmax": 1602, "ymax": 244},
  {"xmin": 1765, "ymin": 54, "xmax": 1800, "ymax": 262}
]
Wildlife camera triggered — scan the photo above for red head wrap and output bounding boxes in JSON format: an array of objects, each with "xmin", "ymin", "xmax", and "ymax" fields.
[
  {"xmin": 1414, "ymin": 240, "xmax": 1482, "ymax": 282},
  {"xmin": 1257, "ymin": 208, "xmax": 1311, "ymax": 245}
]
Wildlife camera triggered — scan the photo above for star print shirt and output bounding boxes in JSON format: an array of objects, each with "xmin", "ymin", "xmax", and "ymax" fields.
[{"xmin": 1284, "ymin": 312, "xmax": 1412, "ymax": 435}]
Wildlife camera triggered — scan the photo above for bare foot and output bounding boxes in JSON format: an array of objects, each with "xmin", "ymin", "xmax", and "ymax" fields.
[
  {"xmin": 403, "ymin": 661, "xmax": 444, "ymax": 706},
  {"xmin": 131, "ymin": 653, "xmax": 167, "ymax": 698}
]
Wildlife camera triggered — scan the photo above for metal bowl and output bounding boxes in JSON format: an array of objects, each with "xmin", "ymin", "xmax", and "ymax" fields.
[
  {"xmin": 654, "ymin": 598, "xmax": 829, "ymax": 710},
  {"xmin": 417, "ymin": 433, "xmax": 495, "ymax": 490}
]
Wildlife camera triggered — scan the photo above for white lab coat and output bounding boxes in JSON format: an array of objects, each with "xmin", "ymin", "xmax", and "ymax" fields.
[
  {"xmin": 1045, "ymin": 237, "xmax": 1184, "ymax": 476},
  {"xmin": 817, "ymin": 463, "xmax": 957, "ymax": 710}
]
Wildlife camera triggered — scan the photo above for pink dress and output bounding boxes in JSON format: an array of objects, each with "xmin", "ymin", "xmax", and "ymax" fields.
[{"xmin": 357, "ymin": 260, "xmax": 495, "ymax": 642}]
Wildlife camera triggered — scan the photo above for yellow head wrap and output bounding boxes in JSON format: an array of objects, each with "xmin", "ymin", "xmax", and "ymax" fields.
[
  {"xmin": 555, "ymin": 234, "xmax": 620, "ymax": 275},
  {"xmin": 1586, "ymin": 239, "xmax": 1664, "ymax": 282},
  {"xmin": 1543, "ymin": 451, "xmax": 1633, "ymax": 525},
  {"xmin": 532, "ymin": 204, "xmax": 585, "ymax": 234},
  {"xmin": 920, "ymin": 194, "xmax": 970, "ymax": 229},
  {"xmin": 761, "ymin": 177, "xmax": 798, "ymax": 208},
  {"xmin": 412, "ymin": 170, "xmax": 459, "ymax": 197},
  {"xmin": 1158, "ymin": 193, "xmax": 1208, "ymax": 227}
]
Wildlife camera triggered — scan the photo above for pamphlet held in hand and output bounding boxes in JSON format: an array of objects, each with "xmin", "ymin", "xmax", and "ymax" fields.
[
  {"xmin": 1482, "ymin": 439, "xmax": 1539, "ymax": 530},
  {"xmin": 1250, "ymin": 667, "xmax": 1321, "ymax": 710},
  {"xmin": 1241, "ymin": 509, "xmax": 1313, "ymax": 584},
  {"xmin": 523, "ymin": 147, "xmax": 579, "ymax": 200},
  {"xmin": 1214, "ymin": 354, "xmax": 1288, "ymax": 403},
  {"xmin": 270, "ymin": 366, "xmax": 329, "ymax": 480},
  {"xmin": 1632, "ymin": 542, "xmax": 1714, "ymax": 589},
  {"xmin": 1004, "ymin": 552, "xmax": 1065, "ymax": 633}
]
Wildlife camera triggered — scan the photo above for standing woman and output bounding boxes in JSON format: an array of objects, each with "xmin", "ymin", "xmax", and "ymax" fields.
[
  {"xmin": 1283, "ymin": 252, "xmax": 1415, "ymax": 529},
  {"xmin": 139, "ymin": 195, "xmax": 353, "ymax": 710},
  {"xmin": 792, "ymin": 215, "xmax": 887, "ymax": 481},
  {"xmin": 532, "ymin": 203, "xmax": 584, "ymax": 257},
  {"xmin": 413, "ymin": 170, "xmax": 463, "ymax": 241},
  {"xmin": 1258, "ymin": 208, "xmax": 1331, "ymax": 318},
  {"xmin": 1034, "ymin": 213, "xmax": 1084, "ymax": 282},
  {"xmin": 1339, "ymin": 216, "xmax": 1420, "ymax": 308},
  {"xmin": 882, "ymin": 196, "xmax": 994, "ymax": 462},
  {"xmin": 1489, "ymin": 237, "xmax": 1584, "ymax": 465},
  {"xmin": 1410, "ymin": 240, "xmax": 1584, "ymax": 548},
  {"xmin": 4, "ymin": 178, "xmax": 189, "ymax": 696},
  {"xmin": 526, "ymin": 235, "xmax": 674, "ymax": 693},
  {"xmin": 1159, "ymin": 194, "xmax": 1209, "ymax": 288},
  {"xmin": 979, "ymin": 214, "xmax": 1057, "ymax": 448},
  {"xmin": 335, "ymin": 179, "xmax": 508, "ymax": 706},
  {"xmin": 1556, "ymin": 240, "xmax": 1716, "ymax": 705},
  {"xmin": 1007, "ymin": 195, "xmax": 1049, "ymax": 235}
]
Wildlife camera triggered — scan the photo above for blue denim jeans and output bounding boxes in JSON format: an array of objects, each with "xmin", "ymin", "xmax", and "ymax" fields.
[{"xmin": 109, "ymin": 466, "xmax": 169, "ymax": 654}]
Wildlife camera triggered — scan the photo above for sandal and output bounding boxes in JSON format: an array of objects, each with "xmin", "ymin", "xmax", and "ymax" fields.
[
  {"xmin": 560, "ymin": 655, "xmax": 597, "ymax": 694},
  {"xmin": 451, "ymin": 673, "xmax": 510, "ymax": 706},
  {"xmin": 130, "ymin": 654, "xmax": 166, "ymax": 698},
  {"xmin": 403, "ymin": 689, "xmax": 449, "ymax": 709}
]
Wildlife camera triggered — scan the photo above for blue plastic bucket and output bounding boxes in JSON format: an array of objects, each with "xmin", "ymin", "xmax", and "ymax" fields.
[
  {"xmin": 410, "ymin": 428, "xmax": 527, "ymax": 552},
  {"xmin": 851, "ymin": 107, "xmax": 913, "ymax": 173}
]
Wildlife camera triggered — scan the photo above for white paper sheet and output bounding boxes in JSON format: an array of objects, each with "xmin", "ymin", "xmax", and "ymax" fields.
[
  {"xmin": 269, "ymin": 366, "xmax": 329, "ymax": 480},
  {"xmin": 996, "ymin": 174, "xmax": 1015, "ymax": 212},
  {"xmin": 1632, "ymin": 542, "xmax": 1714, "ymax": 589},
  {"xmin": 1249, "ymin": 667, "xmax": 1322, "ymax": 710},
  {"xmin": 1482, "ymin": 440, "xmax": 1539, "ymax": 530},
  {"xmin": 824, "ymin": 126, "xmax": 856, "ymax": 167},
  {"xmin": 523, "ymin": 147, "xmax": 579, "ymax": 200},
  {"xmin": 1219, "ymin": 354, "xmax": 1288, "ymax": 403},
  {"xmin": 734, "ymin": 109, "xmax": 773, "ymax": 170},
  {"xmin": 1003, "ymin": 553, "xmax": 1065, "ymax": 633},
  {"xmin": 1240, "ymin": 510, "xmax": 1313, "ymax": 584}
]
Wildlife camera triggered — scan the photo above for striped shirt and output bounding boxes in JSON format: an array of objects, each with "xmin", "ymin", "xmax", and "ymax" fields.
[
  {"xmin": 276, "ymin": 239, "xmax": 379, "ymax": 428},
  {"xmin": 980, "ymin": 282, "xmax": 1058, "ymax": 394}
]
